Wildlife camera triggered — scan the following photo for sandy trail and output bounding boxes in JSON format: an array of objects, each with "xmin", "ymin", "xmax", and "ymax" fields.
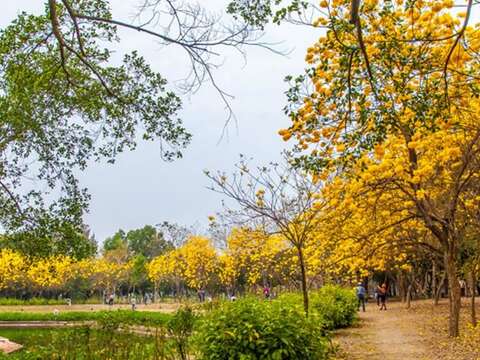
[
  {"xmin": 334, "ymin": 301, "xmax": 430, "ymax": 360},
  {"xmin": 0, "ymin": 303, "xmax": 180, "ymax": 313}
]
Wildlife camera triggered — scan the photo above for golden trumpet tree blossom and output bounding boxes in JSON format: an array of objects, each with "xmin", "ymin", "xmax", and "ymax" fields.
[
  {"xmin": 178, "ymin": 236, "xmax": 218, "ymax": 290},
  {"xmin": 221, "ymin": 228, "xmax": 297, "ymax": 288},
  {"xmin": 0, "ymin": 249, "xmax": 27, "ymax": 290},
  {"xmin": 280, "ymin": 0, "xmax": 480, "ymax": 336},
  {"xmin": 26, "ymin": 255, "xmax": 75, "ymax": 291}
]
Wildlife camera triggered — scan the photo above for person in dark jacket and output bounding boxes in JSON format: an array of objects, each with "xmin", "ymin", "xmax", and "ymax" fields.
[{"xmin": 356, "ymin": 282, "xmax": 366, "ymax": 312}]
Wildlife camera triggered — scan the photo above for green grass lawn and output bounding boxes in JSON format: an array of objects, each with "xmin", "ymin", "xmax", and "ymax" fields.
[
  {"xmin": 0, "ymin": 310, "xmax": 173, "ymax": 326},
  {"xmin": 0, "ymin": 327, "xmax": 166, "ymax": 359}
]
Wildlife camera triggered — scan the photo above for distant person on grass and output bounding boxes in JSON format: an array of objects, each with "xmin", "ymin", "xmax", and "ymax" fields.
[
  {"xmin": 378, "ymin": 284, "xmax": 388, "ymax": 310},
  {"xmin": 356, "ymin": 282, "xmax": 366, "ymax": 312}
]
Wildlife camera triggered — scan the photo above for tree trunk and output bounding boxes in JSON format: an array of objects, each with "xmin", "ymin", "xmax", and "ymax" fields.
[
  {"xmin": 154, "ymin": 282, "xmax": 158, "ymax": 304},
  {"xmin": 398, "ymin": 272, "xmax": 406, "ymax": 303},
  {"xmin": 432, "ymin": 260, "xmax": 437, "ymax": 304},
  {"xmin": 445, "ymin": 251, "xmax": 461, "ymax": 337},
  {"xmin": 406, "ymin": 282, "xmax": 413, "ymax": 309},
  {"xmin": 470, "ymin": 269, "xmax": 477, "ymax": 327},
  {"xmin": 434, "ymin": 272, "xmax": 446, "ymax": 306},
  {"xmin": 175, "ymin": 279, "xmax": 181, "ymax": 301},
  {"xmin": 297, "ymin": 246, "xmax": 309, "ymax": 316},
  {"xmin": 422, "ymin": 270, "xmax": 429, "ymax": 296}
]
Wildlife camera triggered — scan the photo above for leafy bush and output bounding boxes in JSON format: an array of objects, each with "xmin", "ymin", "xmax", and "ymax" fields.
[
  {"xmin": 310, "ymin": 285, "xmax": 357, "ymax": 330},
  {"xmin": 196, "ymin": 297, "xmax": 329, "ymax": 360},
  {"xmin": 167, "ymin": 306, "xmax": 197, "ymax": 360},
  {"xmin": 277, "ymin": 285, "xmax": 357, "ymax": 330}
]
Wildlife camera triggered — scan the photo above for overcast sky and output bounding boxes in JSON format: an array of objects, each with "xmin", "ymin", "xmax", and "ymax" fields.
[{"xmin": 2, "ymin": 1, "xmax": 320, "ymax": 242}]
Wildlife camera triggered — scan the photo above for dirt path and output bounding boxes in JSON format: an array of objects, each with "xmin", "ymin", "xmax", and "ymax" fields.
[
  {"xmin": 334, "ymin": 301, "xmax": 429, "ymax": 360},
  {"xmin": 0, "ymin": 303, "xmax": 180, "ymax": 313}
]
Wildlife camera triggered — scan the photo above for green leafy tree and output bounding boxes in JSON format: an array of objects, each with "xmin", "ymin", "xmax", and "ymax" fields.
[
  {"xmin": 227, "ymin": 0, "xmax": 317, "ymax": 28},
  {"xmin": 1, "ymin": 222, "xmax": 97, "ymax": 259},
  {"xmin": 1, "ymin": 0, "xmax": 262, "ymax": 235},
  {"xmin": 126, "ymin": 225, "xmax": 173, "ymax": 259},
  {"xmin": 103, "ymin": 230, "xmax": 127, "ymax": 253},
  {"xmin": 129, "ymin": 254, "xmax": 148, "ymax": 293},
  {"xmin": 103, "ymin": 225, "xmax": 173, "ymax": 259}
]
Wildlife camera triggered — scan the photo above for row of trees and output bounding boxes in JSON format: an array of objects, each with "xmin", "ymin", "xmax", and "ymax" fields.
[
  {"xmin": 255, "ymin": 0, "xmax": 480, "ymax": 337},
  {"xmin": 194, "ymin": 0, "xmax": 480, "ymax": 339},
  {"xmin": 0, "ymin": 222, "xmax": 196, "ymax": 298},
  {"xmin": 0, "ymin": 227, "xmax": 329, "ymax": 300},
  {"xmin": 2, "ymin": 0, "xmax": 480, "ymax": 340},
  {"xmin": 0, "ymin": 221, "xmax": 394, "ymax": 302},
  {"xmin": 0, "ymin": 248, "xmax": 131, "ymax": 298}
]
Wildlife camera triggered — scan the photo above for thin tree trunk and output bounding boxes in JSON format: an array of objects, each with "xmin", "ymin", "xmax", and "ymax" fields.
[
  {"xmin": 406, "ymin": 272, "xmax": 414, "ymax": 309},
  {"xmin": 175, "ymin": 279, "xmax": 180, "ymax": 301},
  {"xmin": 154, "ymin": 282, "xmax": 158, "ymax": 303},
  {"xmin": 445, "ymin": 251, "xmax": 461, "ymax": 337},
  {"xmin": 422, "ymin": 270, "xmax": 429, "ymax": 296},
  {"xmin": 432, "ymin": 260, "xmax": 437, "ymax": 304},
  {"xmin": 470, "ymin": 269, "xmax": 477, "ymax": 327},
  {"xmin": 434, "ymin": 272, "xmax": 446, "ymax": 306},
  {"xmin": 406, "ymin": 282, "xmax": 413, "ymax": 309},
  {"xmin": 297, "ymin": 246, "xmax": 309, "ymax": 316},
  {"xmin": 398, "ymin": 272, "xmax": 406, "ymax": 303}
]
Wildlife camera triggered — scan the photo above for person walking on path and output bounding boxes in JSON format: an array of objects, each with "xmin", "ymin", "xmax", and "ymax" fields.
[
  {"xmin": 131, "ymin": 295, "xmax": 137, "ymax": 311},
  {"xmin": 356, "ymin": 282, "xmax": 366, "ymax": 312},
  {"xmin": 378, "ymin": 284, "xmax": 388, "ymax": 310}
]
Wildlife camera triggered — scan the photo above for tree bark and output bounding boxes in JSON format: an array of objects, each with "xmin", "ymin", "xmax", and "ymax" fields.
[
  {"xmin": 154, "ymin": 282, "xmax": 158, "ymax": 304},
  {"xmin": 432, "ymin": 260, "xmax": 437, "ymax": 304},
  {"xmin": 406, "ymin": 282, "xmax": 413, "ymax": 309},
  {"xmin": 445, "ymin": 251, "xmax": 461, "ymax": 337},
  {"xmin": 398, "ymin": 272, "xmax": 406, "ymax": 303},
  {"xmin": 434, "ymin": 272, "xmax": 446, "ymax": 306},
  {"xmin": 297, "ymin": 246, "xmax": 309, "ymax": 316},
  {"xmin": 406, "ymin": 271, "xmax": 414, "ymax": 309},
  {"xmin": 470, "ymin": 269, "xmax": 477, "ymax": 327}
]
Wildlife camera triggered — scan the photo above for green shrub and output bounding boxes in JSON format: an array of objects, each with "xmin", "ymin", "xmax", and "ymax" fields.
[
  {"xmin": 196, "ymin": 297, "xmax": 329, "ymax": 360},
  {"xmin": 167, "ymin": 306, "xmax": 197, "ymax": 360},
  {"xmin": 310, "ymin": 285, "xmax": 357, "ymax": 330},
  {"xmin": 277, "ymin": 285, "xmax": 358, "ymax": 330}
]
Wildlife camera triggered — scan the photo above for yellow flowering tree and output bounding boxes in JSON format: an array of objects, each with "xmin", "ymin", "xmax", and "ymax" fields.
[
  {"xmin": 148, "ymin": 236, "xmax": 218, "ymax": 295},
  {"xmin": 147, "ymin": 249, "xmax": 184, "ymax": 300},
  {"xmin": 178, "ymin": 236, "xmax": 218, "ymax": 291},
  {"xmin": 26, "ymin": 255, "xmax": 75, "ymax": 294},
  {"xmin": 206, "ymin": 159, "xmax": 328, "ymax": 314},
  {"xmin": 275, "ymin": 0, "xmax": 480, "ymax": 337},
  {"xmin": 0, "ymin": 249, "xmax": 26, "ymax": 291},
  {"xmin": 220, "ymin": 227, "xmax": 297, "ymax": 292},
  {"xmin": 84, "ymin": 258, "xmax": 131, "ymax": 295}
]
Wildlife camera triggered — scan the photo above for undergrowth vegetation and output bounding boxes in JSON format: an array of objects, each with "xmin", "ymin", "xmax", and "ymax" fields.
[{"xmin": 0, "ymin": 285, "xmax": 357, "ymax": 359}]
